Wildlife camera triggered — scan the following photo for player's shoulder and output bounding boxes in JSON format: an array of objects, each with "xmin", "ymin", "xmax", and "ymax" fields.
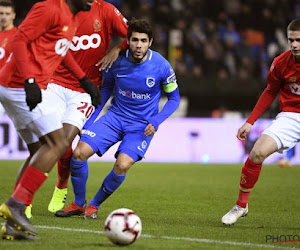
[
  {"xmin": 33, "ymin": 0, "xmax": 56, "ymax": 8},
  {"xmin": 149, "ymin": 50, "xmax": 171, "ymax": 68},
  {"xmin": 31, "ymin": 0, "xmax": 60, "ymax": 13},
  {"xmin": 273, "ymin": 50, "xmax": 293, "ymax": 66},
  {"xmin": 106, "ymin": 54, "xmax": 125, "ymax": 73},
  {"xmin": 94, "ymin": 0, "xmax": 116, "ymax": 12},
  {"xmin": 149, "ymin": 50, "xmax": 167, "ymax": 62},
  {"xmin": 90, "ymin": 0, "xmax": 122, "ymax": 22},
  {"xmin": 114, "ymin": 53, "xmax": 127, "ymax": 67}
]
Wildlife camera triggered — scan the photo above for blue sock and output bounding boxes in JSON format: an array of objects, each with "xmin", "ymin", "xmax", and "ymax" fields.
[
  {"xmin": 89, "ymin": 169, "xmax": 126, "ymax": 209},
  {"xmin": 70, "ymin": 157, "xmax": 88, "ymax": 207}
]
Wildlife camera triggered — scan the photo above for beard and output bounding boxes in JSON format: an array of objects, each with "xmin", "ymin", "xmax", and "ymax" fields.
[{"xmin": 129, "ymin": 49, "xmax": 148, "ymax": 63}]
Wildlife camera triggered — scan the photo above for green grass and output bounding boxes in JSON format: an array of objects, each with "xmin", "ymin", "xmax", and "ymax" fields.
[{"xmin": 0, "ymin": 161, "xmax": 299, "ymax": 249}]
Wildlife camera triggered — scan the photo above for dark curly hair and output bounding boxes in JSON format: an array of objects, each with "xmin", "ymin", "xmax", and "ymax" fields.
[{"xmin": 127, "ymin": 18, "xmax": 153, "ymax": 40}]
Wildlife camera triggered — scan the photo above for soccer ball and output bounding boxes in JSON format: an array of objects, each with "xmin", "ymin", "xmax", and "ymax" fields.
[{"xmin": 104, "ymin": 208, "xmax": 142, "ymax": 245}]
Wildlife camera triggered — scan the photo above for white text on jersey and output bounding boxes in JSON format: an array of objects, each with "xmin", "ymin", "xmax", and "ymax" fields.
[
  {"xmin": 119, "ymin": 88, "xmax": 151, "ymax": 99},
  {"xmin": 55, "ymin": 38, "xmax": 71, "ymax": 57},
  {"xmin": 70, "ymin": 34, "xmax": 101, "ymax": 51}
]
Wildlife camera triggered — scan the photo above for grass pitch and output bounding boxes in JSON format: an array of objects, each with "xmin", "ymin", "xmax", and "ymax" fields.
[{"xmin": 0, "ymin": 160, "xmax": 299, "ymax": 250}]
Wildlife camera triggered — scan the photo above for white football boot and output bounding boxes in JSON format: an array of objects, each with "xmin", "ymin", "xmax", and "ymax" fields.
[{"xmin": 221, "ymin": 204, "xmax": 248, "ymax": 225}]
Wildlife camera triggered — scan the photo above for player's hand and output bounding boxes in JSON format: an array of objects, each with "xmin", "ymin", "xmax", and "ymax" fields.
[
  {"xmin": 237, "ymin": 122, "xmax": 252, "ymax": 141},
  {"xmin": 79, "ymin": 76, "xmax": 101, "ymax": 108},
  {"xmin": 24, "ymin": 78, "xmax": 42, "ymax": 111},
  {"xmin": 145, "ymin": 123, "xmax": 156, "ymax": 136},
  {"xmin": 96, "ymin": 46, "xmax": 122, "ymax": 71}
]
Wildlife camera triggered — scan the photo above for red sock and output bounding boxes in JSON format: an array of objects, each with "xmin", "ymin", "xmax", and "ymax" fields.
[
  {"xmin": 56, "ymin": 146, "xmax": 72, "ymax": 189},
  {"xmin": 12, "ymin": 166, "xmax": 47, "ymax": 205},
  {"xmin": 236, "ymin": 157, "xmax": 262, "ymax": 208},
  {"xmin": 236, "ymin": 191, "xmax": 251, "ymax": 208}
]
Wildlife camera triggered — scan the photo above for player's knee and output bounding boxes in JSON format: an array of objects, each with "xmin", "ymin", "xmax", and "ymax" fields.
[
  {"xmin": 73, "ymin": 146, "xmax": 89, "ymax": 161},
  {"xmin": 114, "ymin": 161, "xmax": 131, "ymax": 175},
  {"xmin": 57, "ymin": 138, "xmax": 69, "ymax": 156},
  {"xmin": 249, "ymin": 147, "xmax": 266, "ymax": 163},
  {"xmin": 47, "ymin": 136, "xmax": 69, "ymax": 158}
]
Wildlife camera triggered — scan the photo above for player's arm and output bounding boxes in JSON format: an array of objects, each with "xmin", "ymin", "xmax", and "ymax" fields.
[
  {"xmin": 11, "ymin": 3, "xmax": 54, "ymax": 110},
  {"xmin": 62, "ymin": 51, "xmax": 101, "ymax": 108},
  {"xmin": 83, "ymin": 68, "xmax": 115, "ymax": 129},
  {"xmin": 11, "ymin": 3, "xmax": 53, "ymax": 80},
  {"xmin": 236, "ymin": 84, "xmax": 278, "ymax": 140},
  {"xmin": 96, "ymin": 40, "xmax": 127, "ymax": 70},
  {"xmin": 246, "ymin": 64, "xmax": 282, "ymax": 125},
  {"xmin": 237, "ymin": 64, "xmax": 281, "ymax": 140},
  {"xmin": 96, "ymin": 4, "xmax": 128, "ymax": 70},
  {"xmin": 146, "ymin": 81, "xmax": 180, "ymax": 136}
]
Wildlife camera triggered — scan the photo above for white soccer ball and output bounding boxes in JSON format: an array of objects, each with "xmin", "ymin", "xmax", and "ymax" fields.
[{"xmin": 104, "ymin": 208, "xmax": 142, "ymax": 245}]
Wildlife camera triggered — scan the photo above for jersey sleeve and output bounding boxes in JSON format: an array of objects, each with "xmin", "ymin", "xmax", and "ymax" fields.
[
  {"xmin": 105, "ymin": 4, "xmax": 128, "ymax": 38},
  {"xmin": 247, "ymin": 61, "xmax": 282, "ymax": 124},
  {"xmin": 61, "ymin": 51, "xmax": 86, "ymax": 80},
  {"xmin": 17, "ymin": 3, "xmax": 54, "ymax": 42},
  {"xmin": 11, "ymin": 3, "xmax": 54, "ymax": 80},
  {"xmin": 147, "ymin": 88, "xmax": 180, "ymax": 131},
  {"xmin": 147, "ymin": 60, "xmax": 180, "ymax": 130},
  {"xmin": 83, "ymin": 66, "xmax": 115, "ymax": 129},
  {"xmin": 161, "ymin": 62, "xmax": 178, "ymax": 92}
]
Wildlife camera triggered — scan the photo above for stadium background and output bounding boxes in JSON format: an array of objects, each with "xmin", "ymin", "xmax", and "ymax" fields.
[{"xmin": 2, "ymin": 0, "xmax": 300, "ymax": 164}]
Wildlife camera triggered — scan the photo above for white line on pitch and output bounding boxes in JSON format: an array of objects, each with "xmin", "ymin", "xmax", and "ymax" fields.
[{"xmin": 35, "ymin": 225, "xmax": 299, "ymax": 250}]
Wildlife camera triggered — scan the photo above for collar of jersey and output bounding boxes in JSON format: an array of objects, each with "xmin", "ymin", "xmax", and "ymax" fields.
[{"xmin": 126, "ymin": 49, "xmax": 152, "ymax": 64}]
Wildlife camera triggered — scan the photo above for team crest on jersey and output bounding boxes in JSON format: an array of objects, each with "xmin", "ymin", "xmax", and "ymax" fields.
[
  {"xmin": 146, "ymin": 77, "xmax": 155, "ymax": 88},
  {"xmin": 289, "ymin": 76, "xmax": 297, "ymax": 82},
  {"xmin": 93, "ymin": 19, "xmax": 101, "ymax": 32},
  {"xmin": 62, "ymin": 26, "xmax": 68, "ymax": 32}
]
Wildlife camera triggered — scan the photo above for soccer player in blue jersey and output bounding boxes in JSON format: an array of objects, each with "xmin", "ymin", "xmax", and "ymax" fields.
[{"xmin": 55, "ymin": 18, "xmax": 180, "ymax": 219}]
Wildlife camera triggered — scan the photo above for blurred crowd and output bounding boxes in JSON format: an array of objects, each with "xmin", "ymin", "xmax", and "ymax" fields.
[
  {"xmin": 116, "ymin": 0, "xmax": 299, "ymax": 116},
  {"xmin": 14, "ymin": 0, "xmax": 300, "ymax": 116}
]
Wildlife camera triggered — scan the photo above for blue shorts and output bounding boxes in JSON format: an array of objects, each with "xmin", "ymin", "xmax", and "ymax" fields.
[{"xmin": 80, "ymin": 111, "xmax": 153, "ymax": 162}]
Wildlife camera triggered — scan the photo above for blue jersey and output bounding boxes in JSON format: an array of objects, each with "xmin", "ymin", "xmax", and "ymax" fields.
[{"xmin": 103, "ymin": 49, "xmax": 177, "ymax": 122}]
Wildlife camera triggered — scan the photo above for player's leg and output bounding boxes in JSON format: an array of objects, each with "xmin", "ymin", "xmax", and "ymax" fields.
[
  {"xmin": 13, "ymin": 141, "xmax": 42, "ymax": 219},
  {"xmin": 222, "ymin": 113, "xmax": 299, "ymax": 225},
  {"xmin": 55, "ymin": 141, "xmax": 95, "ymax": 217},
  {"xmin": 221, "ymin": 134, "xmax": 277, "ymax": 225},
  {"xmin": 0, "ymin": 110, "xmax": 43, "ymax": 235},
  {"xmin": 0, "ymin": 142, "xmax": 40, "ymax": 237},
  {"xmin": 85, "ymin": 119, "xmax": 153, "ymax": 219},
  {"xmin": 56, "ymin": 111, "xmax": 122, "ymax": 218},
  {"xmin": 1, "ymin": 128, "xmax": 69, "ymax": 233},
  {"xmin": 0, "ymin": 90, "xmax": 70, "ymax": 236},
  {"xmin": 85, "ymin": 153, "xmax": 135, "ymax": 219},
  {"xmin": 48, "ymin": 124, "xmax": 80, "ymax": 212},
  {"xmin": 48, "ymin": 85, "xmax": 93, "ymax": 212},
  {"xmin": 0, "ymin": 125, "xmax": 42, "ymax": 236},
  {"xmin": 14, "ymin": 141, "xmax": 41, "ymax": 188}
]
